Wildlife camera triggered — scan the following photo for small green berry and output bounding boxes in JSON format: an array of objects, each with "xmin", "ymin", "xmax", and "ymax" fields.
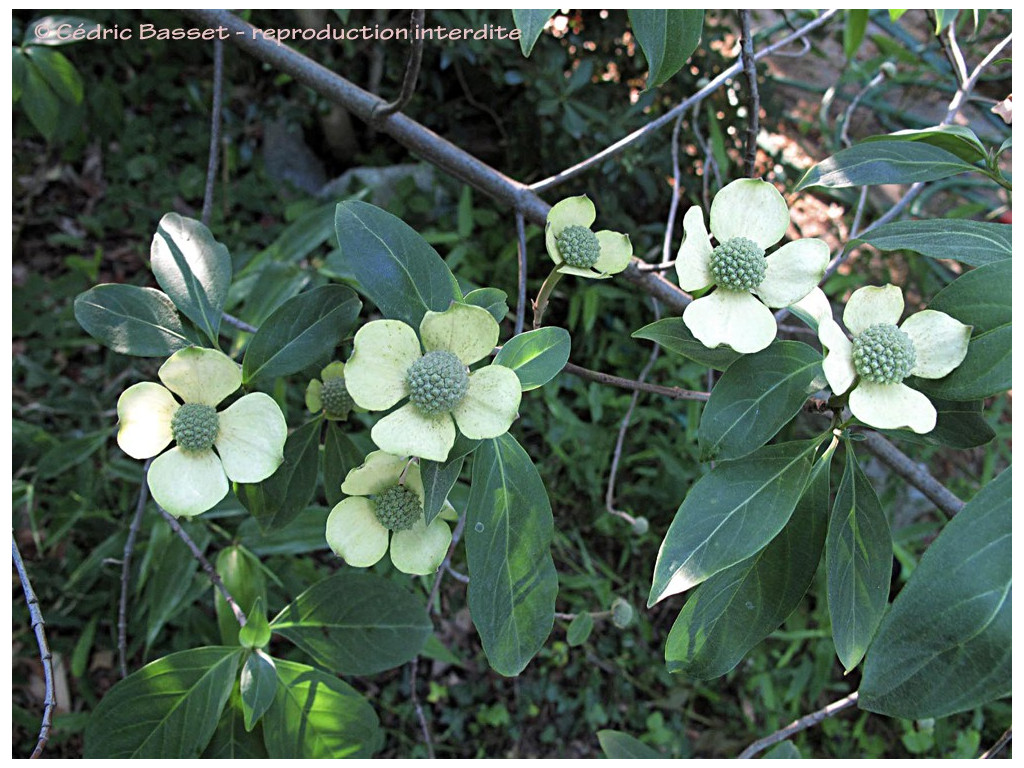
[
  {"xmin": 852, "ymin": 323, "xmax": 916, "ymax": 384},
  {"xmin": 406, "ymin": 350, "xmax": 470, "ymax": 415},
  {"xmin": 374, "ymin": 484, "xmax": 422, "ymax": 531},
  {"xmin": 556, "ymin": 224, "xmax": 602, "ymax": 269},
  {"xmin": 709, "ymin": 236, "xmax": 767, "ymax": 291},
  {"xmin": 321, "ymin": 377, "xmax": 354, "ymax": 418},
  {"xmin": 610, "ymin": 597, "xmax": 634, "ymax": 629},
  {"xmin": 171, "ymin": 403, "xmax": 219, "ymax": 453}
]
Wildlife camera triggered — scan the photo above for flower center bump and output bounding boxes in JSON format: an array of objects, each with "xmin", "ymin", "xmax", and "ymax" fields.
[
  {"xmin": 321, "ymin": 377, "xmax": 354, "ymax": 418},
  {"xmin": 709, "ymin": 236, "xmax": 767, "ymax": 291},
  {"xmin": 374, "ymin": 484, "xmax": 422, "ymax": 531},
  {"xmin": 170, "ymin": 403, "xmax": 219, "ymax": 453},
  {"xmin": 407, "ymin": 350, "xmax": 470, "ymax": 415},
  {"xmin": 556, "ymin": 225, "xmax": 601, "ymax": 269},
  {"xmin": 852, "ymin": 324, "xmax": 916, "ymax": 384}
]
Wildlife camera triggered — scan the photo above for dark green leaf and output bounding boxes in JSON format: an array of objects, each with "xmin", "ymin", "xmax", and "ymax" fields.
[
  {"xmin": 332, "ymin": 201, "xmax": 461, "ymax": 327},
  {"xmin": 698, "ymin": 341, "xmax": 821, "ymax": 461},
  {"xmin": 24, "ymin": 46, "xmax": 83, "ymax": 103},
  {"xmin": 511, "ymin": 9, "xmax": 557, "ymax": 56},
  {"xmin": 240, "ymin": 650, "xmax": 276, "ymax": 732},
  {"xmin": 74, "ymin": 284, "xmax": 197, "ymax": 356},
  {"xmin": 238, "ymin": 507, "xmax": 331, "ymax": 558},
  {"xmin": 263, "ymin": 658, "xmax": 382, "ymax": 759},
  {"xmin": 239, "ymin": 418, "xmax": 322, "ymax": 533},
  {"xmin": 827, "ymin": 446, "xmax": 892, "ymax": 672},
  {"xmin": 238, "ymin": 598, "xmax": 271, "ymax": 649},
  {"xmin": 934, "ymin": 8, "xmax": 960, "ymax": 32},
  {"xmin": 597, "ymin": 730, "xmax": 662, "ymax": 758},
  {"xmin": 463, "ymin": 286, "xmax": 509, "ymax": 323},
  {"xmin": 649, "ymin": 440, "xmax": 816, "ymax": 606},
  {"xmin": 628, "ymin": 10, "xmax": 704, "ymax": 89},
  {"xmin": 241, "ymin": 284, "xmax": 361, "ymax": 384},
  {"xmin": 796, "ymin": 142, "xmax": 979, "ymax": 190},
  {"xmin": 929, "ymin": 260, "xmax": 1011, "ymax": 334},
  {"xmin": 24, "ymin": 15, "xmax": 103, "ymax": 46},
  {"xmin": 202, "ymin": 684, "xmax": 268, "ymax": 759},
  {"xmin": 763, "ymin": 741, "xmax": 802, "ymax": 759},
  {"xmin": 859, "ymin": 468, "xmax": 1010, "ymax": 718},
  {"xmin": 151, "ymin": 213, "xmax": 232, "ymax": 345},
  {"xmin": 323, "ymin": 423, "xmax": 365, "ymax": 508},
  {"xmin": 215, "ymin": 545, "xmax": 266, "ymax": 647},
  {"xmin": 665, "ymin": 454, "xmax": 830, "ymax": 679},
  {"xmin": 19, "ymin": 57, "xmax": 60, "ymax": 139},
  {"xmin": 71, "ymin": 615, "xmax": 99, "ymax": 678},
  {"xmin": 888, "ymin": 398, "xmax": 995, "ymax": 450},
  {"xmin": 83, "ymin": 647, "xmax": 242, "ymax": 758},
  {"xmin": 914, "ymin": 325, "xmax": 1011, "ymax": 401},
  {"xmin": 852, "ymin": 219, "xmax": 1011, "ymax": 266},
  {"xmin": 270, "ymin": 571, "xmax": 431, "ymax": 676},
  {"xmin": 863, "ymin": 125, "xmax": 987, "ymax": 164},
  {"xmin": 495, "ymin": 327, "xmax": 571, "ymax": 391},
  {"xmin": 36, "ymin": 429, "xmax": 109, "ymax": 479},
  {"xmin": 566, "ymin": 612, "xmax": 594, "ymax": 647},
  {"xmin": 419, "ymin": 454, "xmax": 464, "ymax": 525},
  {"xmin": 142, "ymin": 522, "xmax": 210, "ymax": 650},
  {"xmin": 843, "ymin": 10, "xmax": 869, "ymax": 58},
  {"xmin": 466, "ymin": 433, "xmax": 557, "ymax": 676},
  {"xmin": 12, "ymin": 48, "xmax": 26, "ymax": 102},
  {"xmin": 632, "ymin": 317, "xmax": 740, "ymax": 371}
]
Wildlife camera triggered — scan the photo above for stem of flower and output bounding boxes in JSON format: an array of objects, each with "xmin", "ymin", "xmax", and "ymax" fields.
[{"xmin": 532, "ymin": 266, "xmax": 564, "ymax": 330}]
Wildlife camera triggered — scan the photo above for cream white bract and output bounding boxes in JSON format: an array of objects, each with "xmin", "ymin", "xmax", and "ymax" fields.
[
  {"xmin": 545, "ymin": 195, "xmax": 633, "ymax": 278},
  {"xmin": 343, "ymin": 303, "xmax": 522, "ymax": 462},
  {"xmin": 116, "ymin": 346, "xmax": 287, "ymax": 517},
  {"xmin": 805, "ymin": 285, "xmax": 971, "ymax": 433},
  {"xmin": 325, "ymin": 451, "xmax": 452, "ymax": 575},
  {"xmin": 675, "ymin": 178, "xmax": 830, "ymax": 353}
]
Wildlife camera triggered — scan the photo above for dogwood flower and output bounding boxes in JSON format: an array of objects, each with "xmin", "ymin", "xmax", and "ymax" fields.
[
  {"xmin": 675, "ymin": 178, "xmax": 829, "ymax": 353},
  {"xmin": 116, "ymin": 346, "xmax": 287, "ymax": 517},
  {"xmin": 808, "ymin": 285, "xmax": 971, "ymax": 433},
  {"xmin": 305, "ymin": 361, "xmax": 356, "ymax": 420},
  {"xmin": 325, "ymin": 451, "xmax": 452, "ymax": 575},
  {"xmin": 545, "ymin": 195, "xmax": 633, "ymax": 278},
  {"xmin": 343, "ymin": 302, "xmax": 522, "ymax": 462}
]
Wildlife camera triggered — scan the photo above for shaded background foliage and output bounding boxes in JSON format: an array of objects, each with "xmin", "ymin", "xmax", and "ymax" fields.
[{"xmin": 12, "ymin": 8, "xmax": 1011, "ymax": 758}]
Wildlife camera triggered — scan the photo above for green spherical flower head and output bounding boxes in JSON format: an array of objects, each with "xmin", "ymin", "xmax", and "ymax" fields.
[
  {"xmin": 852, "ymin": 323, "xmax": 917, "ymax": 384},
  {"xmin": 406, "ymin": 350, "xmax": 470, "ymax": 415},
  {"xmin": 709, "ymin": 236, "xmax": 767, "ymax": 291},
  {"xmin": 556, "ymin": 224, "xmax": 602, "ymax": 269},
  {"xmin": 321, "ymin": 377, "xmax": 354, "ymax": 418},
  {"xmin": 170, "ymin": 403, "xmax": 219, "ymax": 453},
  {"xmin": 374, "ymin": 484, "xmax": 422, "ymax": 531}
]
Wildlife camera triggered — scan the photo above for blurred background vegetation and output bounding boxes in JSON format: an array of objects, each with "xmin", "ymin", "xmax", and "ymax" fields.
[{"xmin": 12, "ymin": 8, "xmax": 1011, "ymax": 758}]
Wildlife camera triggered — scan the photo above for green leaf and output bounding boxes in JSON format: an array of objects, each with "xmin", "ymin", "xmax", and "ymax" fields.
[
  {"xmin": 511, "ymin": 9, "xmax": 557, "ymax": 56},
  {"xmin": 12, "ymin": 48, "xmax": 26, "ymax": 102},
  {"xmin": 649, "ymin": 440, "xmax": 816, "ymax": 606},
  {"xmin": 698, "ymin": 341, "xmax": 822, "ymax": 461},
  {"xmin": 914, "ymin": 325, "xmax": 1010, "ymax": 401},
  {"xmin": 628, "ymin": 10, "xmax": 704, "ymax": 89},
  {"xmin": 83, "ymin": 647, "xmax": 242, "ymax": 758},
  {"xmin": 36, "ymin": 429, "xmax": 109, "ymax": 479},
  {"xmin": 270, "ymin": 571, "xmax": 431, "ymax": 676},
  {"xmin": 863, "ymin": 125, "xmax": 988, "ymax": 164},
  {"xmin": 597, "ymin": 729, "xmax": 662, "ymax": 758},
  {"xmin": 238, "ymin": 598, "xmax": 272, "ymax": 649},
  {"xmin": 331, "ymin": 201, "xmax": 461, "ymax": 327},
  {"xmin": 74, "ymin": 284, "xmax": 197, "ymax": 356},
  {"xmin": 241, "ymin": 284, "xmax": 361, "ymax": 385},
  {"xmin": 24, "ymin": 15, "xmax": 103, "ymax": 46},
  {"xmin": 843, "ymin": 10, "xmax": 869, "ymax": 59},
  {"xmin": 796, "ymin": 141, "xmax": 980, "ymax": 190},
  {"xmin": 929, "ymin": 260, "xmax": 1011, "ymax": 334},
  {"xmin": 463, "ymin": 286, "xmax": 509, "ymax": 323},
  {"xmin": 852, "ymin": 219, "xmax": 1011, "ymax": 267},
  {"xmin": 323, "ymin": 423, "xmax": 365, "ymax": 508},
  {"xmin": 494, "ymin": 327, "xmax": 571, "ymax": 391},
  {"xmin": 466, "ymin": 433, "xmax": 557, "ymax": 676},
  {"xmin": 240, "ymin": 650, "xmax": 276, "ymax": 732},
  {"xmin": 889, "ymin": 10, "xmax": 907, "ymax": 20},
  {"xmin": 632, "ymin": 317, "xmax": 741, "ymax": 371},
  {"xmin": 826, "ymin": 445, "xmax": 892, "ymax": 672},
  {"xmin": 419, "ymin": 454, "xmax": 464, "ymax": 525},
  {"xmin": 19, "ymin": 56, "xmax": 60, "ymax": 140},
  {"xmin": 665, "ymin": 454, "xmax": 830, "ymax": 679},
  {"xmin": 24, "ymin": 46, "xmax": 83, "ymax": 103},
  {"xmin": 566, "ymin": 612, "xmax": 594, "ymax": 647},
  {"xmin": 263, "ymin": 658, "xmax": 383, "ymax": 759},
  {"xmin": 151, "ymin": 213, "xmax": 232, "ymax": 345},
  {"xmin": 858, "ymin": 468, "xmax": 1010, "ymax": 718},
  {"xmin": 239, "ymin": 418, "xmax": 321, "ymax": 532},
  {"xmin": 934, "ymin": 8, "xmax": 960, "ymax": 32},
  {"xmin": 891, "ymin": 398, "xmax": 995, "ymax": 450},
  {"xmin": 71, "ymin": 614, "xmax": 99, "ymax": 678},
  {"xmin": 215, "ymin": 545, "xmax": 266, "ymax": 647},
  {"xmin": 763, "ymin": 741, "xmax": 802, "ymax": 759},
  {"xmin": 202, "ymin": 684, "xmax": 268, "ymax": 759},
  {"xmin": 142, "ymin": 522, "xmax": 211, "ymax": 651}
]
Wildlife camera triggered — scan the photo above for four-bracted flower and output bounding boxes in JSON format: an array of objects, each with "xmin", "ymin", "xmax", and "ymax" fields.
[
  {"xmin": 545, "ymin": 195, "xmax": 633, "ymax": 278},
  {"xmin": 343, "ymin": 302, "xmax": 522, "ymax": 462},
  {"xmin": 305, "ymin": 361, "xmax": 357, "ymax": 421},
  {"xmin": 326, "ymin": 451, "xmax": 453, "ymax": 575},
  {"xmin": 116, "ymin": 347, "xmax": 287, "ymax": 517},
  {"xmin": 675, "ymin": 178, "xmax": 829, "ymax": 353},
  {"xmin": 812, "ymin": 284, "xmax": 971, "ymax": 433}
]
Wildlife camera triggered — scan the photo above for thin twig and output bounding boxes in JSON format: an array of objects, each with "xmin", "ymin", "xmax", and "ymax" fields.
[
  {"xmin": 444, "ymin": 564, "xmax": 469, "ymax": 583},
  {"xmin": 740, "ymin": 10, "xmax": 761, "ymax": 178},
  {"xmin": 942, "ymin": 22, "xmax": 970, "ymax": 86},
  {"xmin": 839, "ymin": 70, "xmax": 887, "ymax": 149},
  {"xmin": 427, "ymin": 512, "xmax": 468, "ymax": 613},
  {"xmin": 408, "ymin": 656, "xmax": 435, "ymax": 758},
  {"xmin": 201, "ymin": 38, "xmax": 224, "ymax": 228},
  {"xmin": 221, "ymin": 312, "xmax": 258, "ymax": 334},
  {"xmin": 13, "ymin": 537, "xmax": 56, "ymax": 759},
  {"xmin": 738, "ymin": 692, "xmax": 860, "ymax": 759},
  {"xmin": 861, "ymin": 431, "xmax": 964, "ymax": 517},
  {"xmin": 562, "ymin": 361, "xmax": 709, "ymax": 402},
  {"xmin": 690, "ymin": 102, "xmax": 719, "ymax": 209},
  {"xmin": 662, "ymin": 111, "xmax": 688, "ymax": 264},
  {"xmin": 514, "ymin": 211, "xmax": 528, "ymax": 336},
  {"xmin": 370, "ymin": 10, "xmax": 426, "ymax": 123},
  {"xmin": 157, "ymin": 507, "xmax": 247, "ymax": 626},
  {"xmin": 979, "ymin": 727, "xmax": 1012, "ymax": 759},
  {"xmin": 118, "ymin": 458, "xmax": 152, "ymax": 678},
  {"xmin": 944, "ymin": 32, "xmax": 1012, "ymax": 124}
]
